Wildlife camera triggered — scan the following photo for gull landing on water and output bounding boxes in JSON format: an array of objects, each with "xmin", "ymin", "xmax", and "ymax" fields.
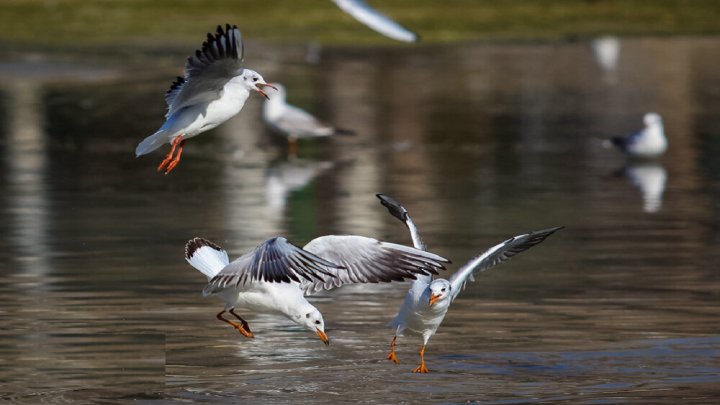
[
  {"xmin": 606, "ymin": 112, "xmax": 667, "ymax": 159},
  {"xmin": 376, "ymin": 194, "xmax": 563, "ymax": 373},
  {"xmin": 185, "ymin": 233, "xmax": 449, "ymax": 345},
  {"xmin": 263, "ymin": 83, "xmax": 355, "ymax": 156},
  {"xmin": 135, "ymin": 24, "xmax": 276, "ymax": 174}
]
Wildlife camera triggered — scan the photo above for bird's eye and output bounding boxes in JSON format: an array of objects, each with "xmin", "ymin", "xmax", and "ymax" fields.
[
  {"xmin": 253, "ymin": 77, "xmax": 258, "ymax": 82},
  {"xmin": 306, "ymin": 313, "xmax": 310, "ymax": 319},
  {"xmin": 441, "ymin": 288, "xmax": 446, "ymax": 292},
  {"xmin": 315, "ymin": 320, "xmax": 321, "ymax": 325}
]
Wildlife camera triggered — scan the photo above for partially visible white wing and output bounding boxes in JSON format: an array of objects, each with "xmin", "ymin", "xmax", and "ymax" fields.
[
  {"xmin": 300, "ymin": 235, "xmax": 449, "ymax": 294},
  {"xmin": 448, "ymin": 227, "xmax": 563, "ymax": 301},
  {"xmin": 332, "ymin": 0, "xmax": 419, "ymax": 43},
  {"xmin": 165, "ymin": 24, "xmax": 245, "ymax": 117},
  {"xmin": 202, "ymin": 236, "xmax": 343, "ymax": 296}
]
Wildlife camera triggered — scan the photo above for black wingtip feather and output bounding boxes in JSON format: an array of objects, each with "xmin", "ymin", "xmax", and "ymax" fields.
[
  {"xmin": 185, "ymin": 237, "xmax": 223, "ymax": 260},
  {"xmin": 376, "ymin": 194, "xmax": 408, "ymax": 222}
]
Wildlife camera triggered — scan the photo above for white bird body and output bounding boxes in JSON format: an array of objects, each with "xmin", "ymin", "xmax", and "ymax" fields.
[
  {"xmin": 390, "ymin": 279, "xmax": 449, "ymax": 341},
  {"xmin": 377, "ymin": 194, "xmax": 562, "ymax": 373},
  {"xmin": 137, "ymin": 79, "xmax": 251, "ymax": 155},
  {"xmin": 610, "ymin": 112, "xmax": 667, "ymax": 158},
  {"xmin": 231, "ymin": 281, "xmax": 307, "ymax": 318},
  {"xmin": 135, "ymin": 25, "xmax": 275, "ymax": 174},
  {"xmin": 263, "ymin": 83, "xmax": 354, "ymax": 155},
  {"xmin": 185, "ymin": 233, "xmax": 449, "ymax": 345}
]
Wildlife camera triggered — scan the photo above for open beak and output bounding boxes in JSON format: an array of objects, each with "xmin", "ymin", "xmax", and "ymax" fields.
[
  {"xmin": 255, "ymin": 83, "xmax": 277, "ymax": 100},
  {"xmin": 429, "ymin": 293, "xmax": 441, "ymax": 306},
  {"xmin": 316, "ymin": 328, "xmax": 330, "ymax": 346}
]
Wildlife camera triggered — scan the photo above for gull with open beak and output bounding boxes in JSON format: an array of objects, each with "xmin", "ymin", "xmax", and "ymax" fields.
[
  {"xmin": 184, "ymin": 231, "xmax": 449, "ymax": 345},
  {"xmin": 377, "ymin": 194, "xmax": 563, "ymax": 373},
  {"xmin": 135, "ymin": 24, "xmax": 276, "ymax": 174}
]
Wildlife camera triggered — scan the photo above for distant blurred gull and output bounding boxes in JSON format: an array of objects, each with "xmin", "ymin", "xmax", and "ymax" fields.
[
  {"xmin": 592, "ymin": 36, "xmax": 620, "ymax": 72},
  {"xmin": 376, "ymin": 194, "xmax": 562, "ymax": 373},
  {"xmin": 185, "ymin": 234, "xmax": 448, "ymax": 344},
  {"xmin": 606, "ymin": 113, "xmax": 667, "ymax": 158},
  {"xmin": 135, "ymin": 24, "xmax": 276, "ymax": 174},
  {"xmin": 263, "ymin": 83, "xmax": 355, "ymax": 155},
  {"xmin": 331, "ymin": 0, "xmax": 419, "ymax": 43}
]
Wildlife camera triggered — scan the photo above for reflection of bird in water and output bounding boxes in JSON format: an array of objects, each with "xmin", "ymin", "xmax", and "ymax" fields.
[
  {"xmin": 591, "ymin": 36, "xmax": 620, "ymax": 72},
  {"xmin": 605, "ymin": 113, "xmax": 667, "ymax": 159},
  {"xmin": 265, "ymin": 158, "xmax": 334, "ymax": 212},
  {"xmin": 622, "ymin": 163, "xmax": 667, "ymax": 213},
  {"xmin": 331, "ymin": 0, "xmax": 419, "ymax": 43},
  {"xmin": 184, "ymin": 233, "xmax": 448, "ymax": 345},
  {"xmin": 263, "ymin": 83, "xmax": 355, "ymax": 156},
  {"xmin": 135, "ymin": 25, "xmax": 276, "ymax": 174},
  {"xmin": 377, "ymin": 194, "xmax": 562, "ymax": 373}
]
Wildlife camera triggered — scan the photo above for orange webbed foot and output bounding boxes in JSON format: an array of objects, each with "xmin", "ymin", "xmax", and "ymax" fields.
[
  {"xmin": 233, "ymin": 324, "xmax": 255, "ymax": 339},
  {"xmin": 386, "ymin": 351, "xmax": 399, "ymax": 365},
  {"xmin": 412, "ymin": 363, "xmax": 429, "ymax": 373}
]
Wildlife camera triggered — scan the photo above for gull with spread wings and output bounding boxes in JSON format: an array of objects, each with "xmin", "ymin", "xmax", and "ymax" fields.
[
  {"xmin": 136, "ymin": 24, "xmax": 276, "ymax": 174},
  {"xmin": 377, "ymin": 194, "xmax": 563, "ymax": 373},
  {"xmin": 185, "ymin": 233, "xmax": 449, "ymax": 345}
]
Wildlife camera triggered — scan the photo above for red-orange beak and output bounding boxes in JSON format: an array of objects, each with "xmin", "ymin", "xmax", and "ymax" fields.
[
  {"xmin": 316, "ymin": 328, "xmax": 330, "ymax": 346},
  {"xmin": 255, "ymin": 83, "xmax": 277, "ymax": 100},
  {"xmin": 429, "ymin": 293, "xmax": 441, "ymax": 306}
]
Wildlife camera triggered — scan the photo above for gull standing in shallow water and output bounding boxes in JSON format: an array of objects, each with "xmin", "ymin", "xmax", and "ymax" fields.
[
  {"xmin": 263, "ymin": 83, "xmax": 354, "ymax": 156},
  {"xmin": 135, "ymin": 24, "xmax": 276, "ymax": 174},
  {"xmin": 607, "ymin": 112, "xmax": 667, "ymax": 159},
  {"xmin": 185, "ymin": 234, "xmax": 449, "ymax": 345},
  {"xmin": 376, "ymin": 194, "xmax": 563, "ymax": 373}
]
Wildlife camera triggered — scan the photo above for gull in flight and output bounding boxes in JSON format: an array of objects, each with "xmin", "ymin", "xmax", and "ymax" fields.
[
  {"xmin": 135, "ymin": 24, "xmax": 276, "ymax": 174},
  {"xmin": 263, "ymin": 83, "xmax": 354, "ymax": 156},
  {"xmin": 185, "ymin": 233, "xmax": 449, "ymax": 344},
  {"xmin": 331, "ymin": 0, "xmax": 419, "ymax": 43},
  {"xmin": 376, "ymin": 194, "xmax": 563, "ymax": 373},
  {"xmin": 607, "ymin": 112, "xmax": 667, "ymax": 159}
]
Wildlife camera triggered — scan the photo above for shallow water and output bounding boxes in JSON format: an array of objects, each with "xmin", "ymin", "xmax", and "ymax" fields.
[{"xmin": 1, "ymin": 37, "xmax": 720, "ymax": 403}]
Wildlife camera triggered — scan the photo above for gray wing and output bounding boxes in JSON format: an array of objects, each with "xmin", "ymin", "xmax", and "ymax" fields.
[
  {"xmin": 331, "ymin": 0, "xmax": 419, "ymax": 43},
  {"xmin": 300, "ymin": 235, "xmax": 449, "ymax": 294},
  {"xmin": 202, "ymin": 236, "xmax": 343, "ymax": 296},
  {"xmin": 448, "ymin": 227, "xmax": 563, "ymax": 301},
  {"xmin": 165, "ymin": 24, "xmax": 244, "ymax": 117}
]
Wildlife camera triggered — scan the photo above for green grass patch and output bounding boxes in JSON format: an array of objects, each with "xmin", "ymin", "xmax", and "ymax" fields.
[{"xmin": 1, "ymin": 0, "xmax": 719, "ymax": 49}]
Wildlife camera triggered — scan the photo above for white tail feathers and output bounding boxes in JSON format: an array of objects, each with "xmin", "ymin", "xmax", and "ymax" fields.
[
  {"xmin": 185, "ymin": 237, "xmax": 230, "ymax": 279},
  {"xmin": 135, "ymin": 130, "xmax": 167, "ymax": 157}
]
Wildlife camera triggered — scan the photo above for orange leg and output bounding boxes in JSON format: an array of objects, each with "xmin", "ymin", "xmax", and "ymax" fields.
[
  {"xmin": 157, "ymin": 136, "xmax": 182, "ymax": 172},
  {"xmin": 386, "ymin": 335, "xmax": 399, "ymax": 365},
  {"xmin": 412, "ymin": 345, "xmax": 429, "ymax": 373},
  {"xmin": 163, "ymin": 139, "xmax": 185, "ymax": 174},
  {"xmin": 229, "ymin": 309, "xmax": 254, "ymax": 337},
  {"xmin": 216, "ymin": 310, "xmax": 254, "ymax": 338},
  {"xmin": 288, "ymin": 137, "xmax": 298, "ymax": 158}
]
